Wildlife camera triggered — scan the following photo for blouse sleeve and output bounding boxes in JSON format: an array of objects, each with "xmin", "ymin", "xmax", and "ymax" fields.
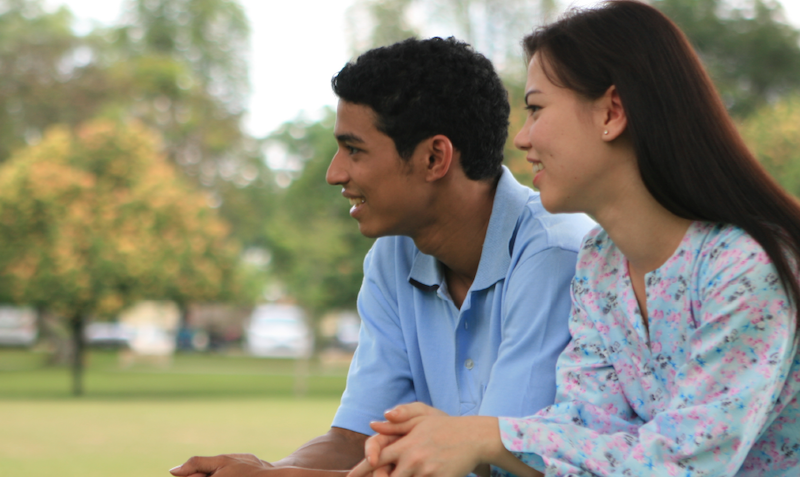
[
  {"xmin": 497, "ymin": 274, "xmax": 644, "ymax": 475},
  {"xmin": 497, "ymin": 238, "xmax": 797, "ymax": 476}
]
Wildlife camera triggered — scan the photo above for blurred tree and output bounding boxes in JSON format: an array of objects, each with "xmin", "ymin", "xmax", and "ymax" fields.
[
  {"xmin": 263, "ymin": 110, "xmax": 374, "ymax": 343},
  {"xmin": 116, "ymin": 0, "xmax": 250, "ymax": 113},
  {"xmin": 0, "ymin": 0, "xmax": 269, "ymax": 250},
  {"xmin": 654, "ymin": 0, "xmax": 800, "ymax": 117},
  {"xmin": 421, "ymin": 0, "xmax": 548, "ymax": 67},
  {"xmin": 0, "ymin": 120, "xmax": 243, "ymax": 395},
  {"xmin": 98, "ymin": 0, "xmax": 267, "ymax": 240},
  {"xmin": 347, "ymin": 0, "xmax": 553, "ymax": 67},
  {"xmin": 346, "ymin": 0, "xmax": 419, "ymax": 55},
  {"xmin": 738, "ymin": 94, "xmax": 800, "ymax": 197},
  {"xmin": 0, "ymin": 0, "xmax": 101, "ymax": 163}
]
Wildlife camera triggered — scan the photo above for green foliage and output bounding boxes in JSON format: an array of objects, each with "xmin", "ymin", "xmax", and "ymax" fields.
[
  {"xmin": 264, "ymin": 110, "xmax": 375, "ymax": 318},
  {"xmin": 0, "ymin": 0, "xmax": 267, "ymax": 253},
  {"xmin": 347, "ymin": 0, "xmax": 549, "ymax": 66},
  {"xmin": 654, "ymin": 0, "xmax": 800, "ymax": 117},
  {"xmin": 348, "ymin": 0, "xmax": 418, "ymax": 51},
  {"xmin": 0, "ymin": 0, "xmax": 93, "ymax": 162},
  {"xmin": 738, "ymin": 94, "xmax": 800, "ymax": 197},
  {"xmin": 117, "ymin": 0, "xmax": 250, "ymax": 113}
]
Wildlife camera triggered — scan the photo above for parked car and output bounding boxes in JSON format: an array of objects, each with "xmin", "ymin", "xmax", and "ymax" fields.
[
  {"xmin": 244, "ymin": 304, "xmax": 313, "ymax": 358},
  {"xmin": 175, "ymin": 328, "xmax": 211, "ymax": 352},
  {"xmin": 335, "ymin": 312, "xmax": 360, "ymax": 351},
  {"xmin": 84, "ymin": 322, "xmax": 134, "ymax": 349},
  {"xmin": 0, "ymin": 306, "xmax": 37, "ymax": 346}
]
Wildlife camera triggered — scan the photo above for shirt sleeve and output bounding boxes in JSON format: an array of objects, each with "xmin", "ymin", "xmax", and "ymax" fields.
[
  {"xmin": 332, "ymin": 244, "xmax": 417, "ymax": 436},
  {"xmin": 479, "ymin": 247, "xmax": 578, "ymax": 419},
  {"xmin": 498, "ymin": 243, "xmax": 797, "ymax": 476}
]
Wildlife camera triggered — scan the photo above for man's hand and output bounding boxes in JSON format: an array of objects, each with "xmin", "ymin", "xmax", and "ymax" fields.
[
  {"xmin": 169, "ymin": 454, "xmax": 355, "ymax": 477},
  {"xmin": 169, "ymin": 427, "xmax": 369, "ymax": 477},
  {"xmin": 350, "ymin": 414, "xmax": 487, "ymax": 477},
  {"xmin": 350, "ymin": 402, "xmax": 540, "ymax": 477},
  {"xmin": 170, "ymin": 453, "xmax": 273, "ymax": 477}
]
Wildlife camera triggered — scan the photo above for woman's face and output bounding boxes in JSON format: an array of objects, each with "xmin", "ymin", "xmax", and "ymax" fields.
[{"xmin": 513, "ymin": 53, "xmax": 619, "ymax": 215}]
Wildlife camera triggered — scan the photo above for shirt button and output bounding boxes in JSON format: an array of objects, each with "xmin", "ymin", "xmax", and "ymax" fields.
[
  {"xmin": 464, "ymin": 359, "xmax": 474, "ymax": 370},
  {"xmin": 464, "ymin": 321, "xmax": 469, "ymax": 330}
]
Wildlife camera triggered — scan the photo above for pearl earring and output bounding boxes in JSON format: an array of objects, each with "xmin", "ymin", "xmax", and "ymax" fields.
[{"xmin": 604, "ymin": 130, "xmax": 609, "ymax": 135}]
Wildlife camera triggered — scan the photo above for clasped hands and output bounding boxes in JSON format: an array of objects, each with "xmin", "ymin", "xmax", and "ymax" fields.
[{"xmin": 348, "ymin": 402, "xmax": 495, "ymax": 477}]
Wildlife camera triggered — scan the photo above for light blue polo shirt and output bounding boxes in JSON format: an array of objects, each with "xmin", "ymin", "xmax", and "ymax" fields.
[{"xmin": 332, "ymin": 167, "xmax": 595, "ymax": 435}]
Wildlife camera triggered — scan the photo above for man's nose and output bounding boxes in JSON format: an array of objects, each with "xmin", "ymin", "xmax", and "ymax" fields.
[{"xmin": 326, "ymin": 150, "xmax": 348, "ymax": 185}]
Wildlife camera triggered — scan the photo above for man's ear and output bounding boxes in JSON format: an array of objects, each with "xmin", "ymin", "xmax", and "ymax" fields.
[
  {"xmin": 418, "ymin": 135, "xmax": 454, "ymax": 182},
  {"xmin": 597, "ymin": 85, "xmax": 627, "ymax": 141}
]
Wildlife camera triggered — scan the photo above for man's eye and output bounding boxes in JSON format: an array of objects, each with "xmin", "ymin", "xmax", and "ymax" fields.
[{"xmin": 347, "ymin": 146, "xmax": 361, "ymax": 154}]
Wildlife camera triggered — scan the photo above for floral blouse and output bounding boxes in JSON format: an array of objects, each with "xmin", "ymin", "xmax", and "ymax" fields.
[{"xmin": 497, "ymin": 222, "xmax": 800, "ymax": 476}]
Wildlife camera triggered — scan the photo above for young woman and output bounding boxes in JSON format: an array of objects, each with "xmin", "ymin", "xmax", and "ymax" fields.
[{"xmin": 348, "ymin": 1, "xmax": 800, "ymax": 476}]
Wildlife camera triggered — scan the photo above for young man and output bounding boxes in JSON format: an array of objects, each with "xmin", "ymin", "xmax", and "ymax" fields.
[{"xmin": 170, "ymin": 37, "xmax": 594, "ymax": 477}]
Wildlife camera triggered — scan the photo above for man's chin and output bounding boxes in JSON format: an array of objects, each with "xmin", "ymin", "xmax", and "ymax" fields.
[
  {"xmin": 357, "ymin": 226, "xmax": 382, "ymax": 239},
  {"xmin": 357, "ymin": 221, "xmax": 389, "ymax": 239}
]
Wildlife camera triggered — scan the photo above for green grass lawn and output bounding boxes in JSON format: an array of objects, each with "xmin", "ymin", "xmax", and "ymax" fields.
[{"xmin": 0, "ymin": 348, "xmax": 350, "ymax": 477}]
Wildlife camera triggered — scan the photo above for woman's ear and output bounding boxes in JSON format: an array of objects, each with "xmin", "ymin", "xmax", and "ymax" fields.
[{"xmin": 598, "ymin": 85, "xmax": 627, "ymax": 141}]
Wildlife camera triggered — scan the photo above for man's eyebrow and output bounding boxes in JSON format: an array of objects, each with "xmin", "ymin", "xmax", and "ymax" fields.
[
  {"xmin": 335, "ymin": 133, "xmax": 365, "ymax": 144},
  {"xmin": 524, "ymin": 90, "xmax": 542, "ymax": 104}
]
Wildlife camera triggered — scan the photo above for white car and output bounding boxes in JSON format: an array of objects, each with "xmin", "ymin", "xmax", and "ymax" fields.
[
  {"xmin": 84, "ymin": 322, "xmax": 134, "ymax": 348},
  {"xmin": 0, "ymin": 306, "xmax": 37, "ymax": 346},
  {"xmin": 244, "ymin": 304, "xmax": 313, "ymax": 358}
]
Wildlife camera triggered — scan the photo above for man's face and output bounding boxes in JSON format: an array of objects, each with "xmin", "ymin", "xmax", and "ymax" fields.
[{"xmin": 326, "ymin": 100, "xmax": 429, "ymax": 238}]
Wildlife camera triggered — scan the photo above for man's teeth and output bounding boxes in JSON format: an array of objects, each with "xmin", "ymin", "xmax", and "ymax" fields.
[
  {"xmin": 349, "ymin": 198, "xmax": 365, "ymax": 207},
  {"xmin": 532, "ymin": 163, "xmax": 544, "ymax": 173}
]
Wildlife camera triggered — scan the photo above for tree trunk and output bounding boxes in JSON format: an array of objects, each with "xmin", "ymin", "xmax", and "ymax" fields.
[
  {"xmin": 38, "ymin": 309, "xmax": 73, "ymax": 365},
  {"xmin": 70, "ymin": 314, "xmax": 85, "ymax": 396}
]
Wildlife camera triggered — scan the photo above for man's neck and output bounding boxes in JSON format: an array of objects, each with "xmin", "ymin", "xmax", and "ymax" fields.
[{"xmin": 412, "ymin": 176, "xmax": 499, "ymax": 308}]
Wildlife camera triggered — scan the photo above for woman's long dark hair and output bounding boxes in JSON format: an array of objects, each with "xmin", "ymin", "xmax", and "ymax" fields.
[{"xmin": 524, "ymin": 0, "xmax": 800, "ymax": 331}]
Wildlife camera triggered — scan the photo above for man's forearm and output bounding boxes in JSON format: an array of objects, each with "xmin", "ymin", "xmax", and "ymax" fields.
[{"xmin": 273, "ymin": 427, "xmax": 368, "ymax": 470}]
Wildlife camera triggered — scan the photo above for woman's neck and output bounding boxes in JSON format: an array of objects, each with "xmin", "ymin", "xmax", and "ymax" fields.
[{"xmin": 591, "ymin": 176, "xmax": 693, "ymax": 276}]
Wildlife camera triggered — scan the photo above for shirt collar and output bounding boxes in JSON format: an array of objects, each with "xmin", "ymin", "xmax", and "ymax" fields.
[{"xmin": 408, "ymin": 166, "xmax": 530, "ymax": 292}]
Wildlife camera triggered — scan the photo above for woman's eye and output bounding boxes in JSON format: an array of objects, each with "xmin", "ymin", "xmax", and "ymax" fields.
[{"xmin": 525, "ymin": 104, "xmax": 541, "ymax": 114}]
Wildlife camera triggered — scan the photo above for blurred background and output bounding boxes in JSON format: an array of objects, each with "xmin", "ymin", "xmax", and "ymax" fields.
[{"xmin": 2, "ymin": 0, "xmax": 800, "ymax": 475}]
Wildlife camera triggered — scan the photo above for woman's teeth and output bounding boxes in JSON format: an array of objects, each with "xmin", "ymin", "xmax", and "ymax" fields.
[
  {"xmin": 349, "ymin": 197, "xmax": 365, "ymax": 207},
  {"xmin": 533, "ymin": 163, "xmax": 544, "ymax": 173}
]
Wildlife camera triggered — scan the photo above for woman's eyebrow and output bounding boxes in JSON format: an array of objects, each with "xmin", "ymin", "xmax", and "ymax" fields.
[{"xmin": 524, "ymin": 90, "xmax": 543, "ymax": 104}]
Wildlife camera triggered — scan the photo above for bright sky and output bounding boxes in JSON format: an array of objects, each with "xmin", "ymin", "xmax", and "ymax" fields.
[{"xmin": 45, "ymin": 0, "xmax": 800, "ymax": 138}]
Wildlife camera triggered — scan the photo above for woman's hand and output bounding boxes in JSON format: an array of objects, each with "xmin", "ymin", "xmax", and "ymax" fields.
[
  {"xmin": 349, "ymin": 402, "xmax": 541, "ymax": 477},
  {"xmin": 348, "ymin": 403, "xmax": 447, "ymax": 477},
  {"xmin": 349, "ymin": 403, "xmax": 500, "ymax": 477}
]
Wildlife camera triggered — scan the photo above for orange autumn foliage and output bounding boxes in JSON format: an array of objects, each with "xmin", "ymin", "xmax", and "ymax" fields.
[{"xmin": 0, "ymin": 120, "xmax": 241, "ymax": 319}]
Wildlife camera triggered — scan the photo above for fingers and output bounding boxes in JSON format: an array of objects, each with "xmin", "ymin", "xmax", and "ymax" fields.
[
  {"xmin": 373, "ymin": 464, "xmax": 394, "ymax": 477},
  {"xmin": 369, "ymin": 419, "xmax": 417, "ymax": 436},
  {"xmin": 170, "ymin": 456, "xmax": 220, "ymax": 476},
  {"xmin": 347, "ymin": 458, "xmax": 375, "ymax": 477},
  {"xmin": 383, "ymin": 402, "xmax": 445, "ymax": 423},
  {"xmin": 364, "ymin": 434, "xmax": 401, "ymax": 466},
  {"xmin": 169, "ymin": 454, "xmax": 266, "ymax": 476}
]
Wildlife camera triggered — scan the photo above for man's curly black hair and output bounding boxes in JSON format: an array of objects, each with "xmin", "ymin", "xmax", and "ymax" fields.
[{"xmin": 331, "ymin": 37, "xmax": 510, "ymax": 181}]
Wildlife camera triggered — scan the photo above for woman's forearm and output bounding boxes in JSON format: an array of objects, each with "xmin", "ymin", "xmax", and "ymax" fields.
[{"xmin": 472, "ymin": 416, "xmax": 541, "ymax": 477}]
